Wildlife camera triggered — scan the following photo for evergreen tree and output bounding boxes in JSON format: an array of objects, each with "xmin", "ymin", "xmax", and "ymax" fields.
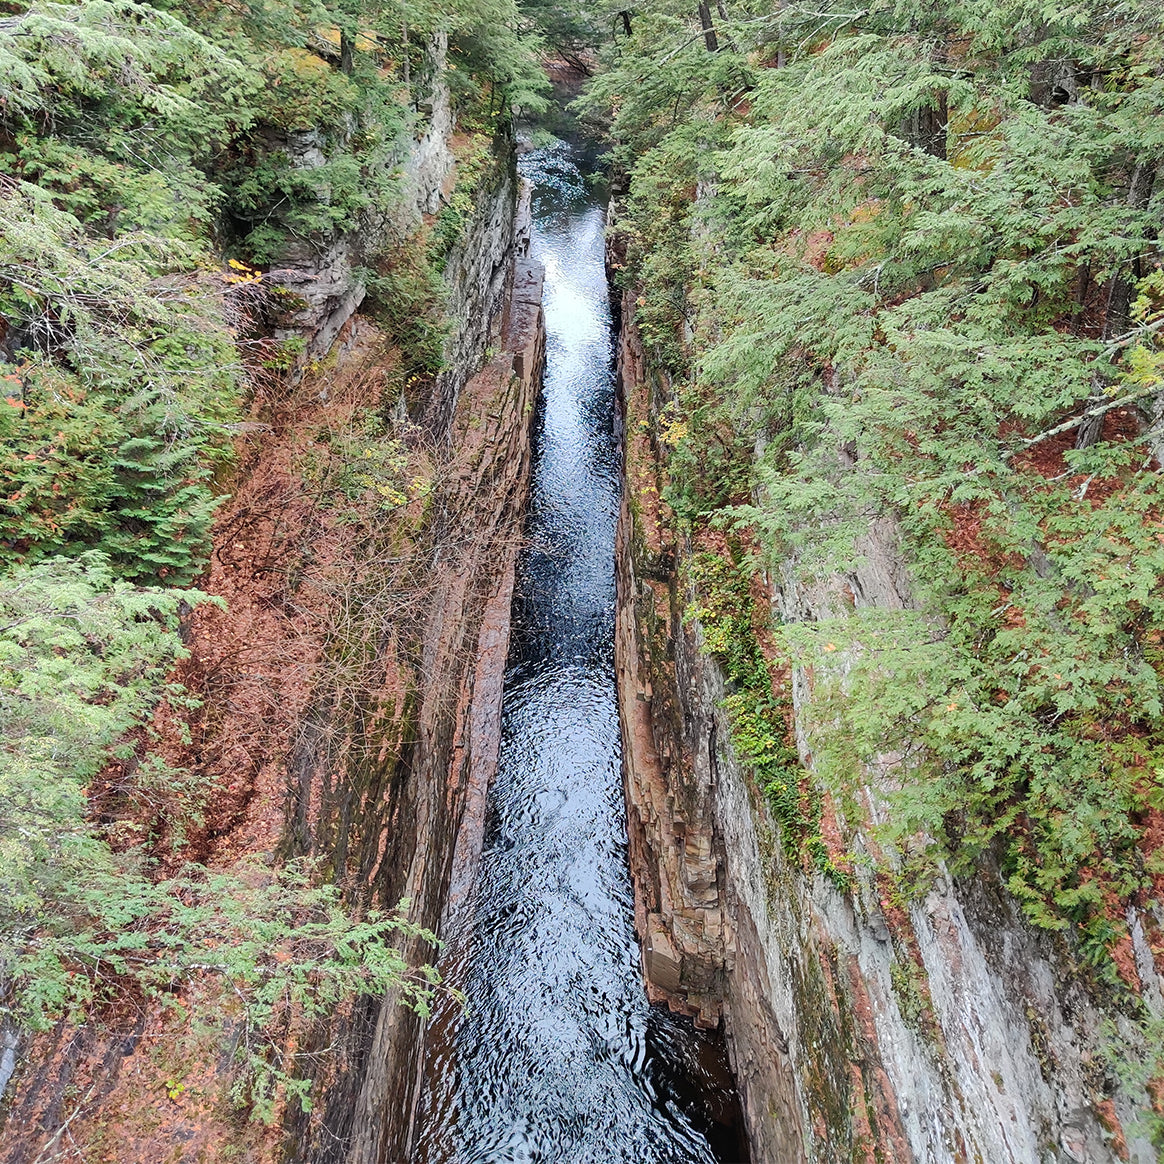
[{"xmin": 593, "ymin": 0, "xmax": 1164, "ymax": 985}]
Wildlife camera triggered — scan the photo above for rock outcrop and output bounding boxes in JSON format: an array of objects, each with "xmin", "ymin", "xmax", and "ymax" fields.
[
  {"xmin": 427, "ymin": 135, "xmax": 521, "ymax": 436},
  {"xmin": 265, "ymin": 28, "xmax": 518, "ymax": 408},
  {"xmin": 286, "ymin": 188, "xmax": 545, "ymax": 1164},
  {"xmin": 614, "ymin": 290, "xmax": 1161, "ymax": 1164},
  {"xmin": 268, "ymin": 33, "xmax": 457, "ymax": 363}
]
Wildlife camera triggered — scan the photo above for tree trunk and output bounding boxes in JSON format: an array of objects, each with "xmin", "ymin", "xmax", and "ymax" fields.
[
  {"xmin": 898, "ymin": 94, "xmax": 947, "ymax": 159},
  {"xmin": 340, "ymin": 27, "xmax": 353, "ymax": 75},
  {"xmin": 1106, "ymin": 159, "xmax": 1157, "ymax": 337},
  {"xmin": 714, "ymin": 0, "xmax": 738, "ymax": 51},
  {"xmin": 698, "ymin": 1, "xmax": 718, "ymax": 52},
  {"xmin": 1077, "ymin": 157, "xmax": 1158, "ymax": 449},
  {"xmin": 1069, "ymin": 260, "xmax": 1090, "ymax": 336}
]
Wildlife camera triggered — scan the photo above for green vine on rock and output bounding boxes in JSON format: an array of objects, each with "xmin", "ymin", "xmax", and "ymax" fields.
[{"xmin": 427, "ymin": 134, "xmax": 496, "ymax": 265}]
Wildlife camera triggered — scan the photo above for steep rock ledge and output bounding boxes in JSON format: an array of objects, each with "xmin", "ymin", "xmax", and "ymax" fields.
[
  {"xmin": 426, "ymin": 135, "xmax": 521, "ymax": 436},
  {"xmin": 264, "ymin": 27, "xmax": 518, "ymax": 414},
  {"xmin": 300, "ymin": 239, "xmax": 545, "ymax": 1164},
  {"xmin": 615, "ymin": 293, "xmax": 1160, "ymax": 1164},
  {"xmin": 269, "ymin": 32, "xmax": 457, "ymax": 364},
  {"xmin": 1, "ymin": 137, "xmax": 543, "ymax": 1164}
]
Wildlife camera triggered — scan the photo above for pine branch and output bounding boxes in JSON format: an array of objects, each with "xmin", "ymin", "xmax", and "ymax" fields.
[{"xmin": 1002, "ymin": 381, "xmax": 1161, "ymax": 460}]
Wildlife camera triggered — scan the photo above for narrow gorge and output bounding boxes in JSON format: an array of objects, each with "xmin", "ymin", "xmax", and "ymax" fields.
[
  {"xmin": 4, "ymin": 3, "xmax": 1164, "ymax": 1163},
  {"xmin": 413, "ymin": 140, "xmax": 744, "ymax": 1164}
]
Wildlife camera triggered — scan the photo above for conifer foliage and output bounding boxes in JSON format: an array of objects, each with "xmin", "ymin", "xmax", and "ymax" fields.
[
  {"xmin": 0, "ymin": 0, "xmax": 542, "ymax": 1123},
  {"xmin": 1, "ymin": 0, "xmax": 545, "ymax": 585},
  {"xmin": 592, "ymin": 0, "xmax": 1164, "ymax": 987}
]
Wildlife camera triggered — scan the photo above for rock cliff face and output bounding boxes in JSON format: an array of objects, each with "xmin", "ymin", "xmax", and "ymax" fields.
[
  {"xmin": 0, "ymin": 80, "xmax": 543, "ymax": 1164},
  {"xmin": 282, "ymin": 188, "xmax": 545, "ymax": 1164},
  {"xmin": 252, "ymin": 94, "xmax": 543, "ymax": 1164},
  {"xmin": 427, "ymin": 138, "xmax": 520, "ymax": 436},
  {"xmin": 269, "ymin": 33, "xmax": 457, "ymax": 363},
  {"xmin": 265, "ymin": 28, "xmax": 519, "ymax": 413},
  {"xmin": 614, "ymin": 292, "xmax": 1161, "ymax": 1164}
]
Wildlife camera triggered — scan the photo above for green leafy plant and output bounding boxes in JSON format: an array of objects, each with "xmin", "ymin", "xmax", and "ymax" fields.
[
  {"xmin": 0, "ymin": 553, "xmax": 440, "ymax": 1120},
  {"xmin": 0, "ymin": 186, "xmax": 241, "ymax": 583},
  {"xmin": 688, "ymin": 550, "xmax": 849, "ymax": 889}
]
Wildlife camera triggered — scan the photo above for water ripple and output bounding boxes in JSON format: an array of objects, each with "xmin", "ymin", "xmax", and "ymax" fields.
[{"xmin": 414, "ymin": 143, "xmax": 735, "ymax": 1164}]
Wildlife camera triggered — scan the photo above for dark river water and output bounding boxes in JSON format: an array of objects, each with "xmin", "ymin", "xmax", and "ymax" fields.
[{"xmin": 414, "ymin": 144, "xmax": 744, "ymax": 1164}]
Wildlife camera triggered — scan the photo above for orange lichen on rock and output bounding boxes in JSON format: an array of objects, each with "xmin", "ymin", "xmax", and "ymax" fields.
[{"xmin": 1095, "ymin": 1097, "xmax": 1131, "ymax": 1162}]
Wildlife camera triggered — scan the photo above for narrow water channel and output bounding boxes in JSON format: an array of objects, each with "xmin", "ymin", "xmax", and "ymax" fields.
[{"xmin": 414, "ymin": 144, "xmax": 744, "ymax": 1164}]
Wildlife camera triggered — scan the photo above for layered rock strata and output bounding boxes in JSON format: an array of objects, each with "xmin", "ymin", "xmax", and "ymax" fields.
[
  {"xmin": 614, "ymin": 290, "xmax": 1161, "ymax": 1164},
  {"xmin": 293, "ymin": 195, "xmax": 545, "ymax": 1164}
]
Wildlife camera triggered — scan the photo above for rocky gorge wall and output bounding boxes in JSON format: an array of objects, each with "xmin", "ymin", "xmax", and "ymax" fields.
[
  {"xmin": 239, "ymin": 125, "xmax": 546, "ymax": 1163},
  {"xmin": 614, "ymin": 291, "xmax": 1162, "ymax": 1164},
  {"xmin": 287, "ymin": 189, "xmax": 544, "ymax": 1164},
  {"xmin": 268, "ymin": 32, "xmax": 457, "ymax": 365},
  {"xmin": 0, "ymin": 62, "xmax": 544, "ymax": 1164},
  {"xmin": 263, "ymin": 27, "xmax": 519, "ymax": 426}
]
